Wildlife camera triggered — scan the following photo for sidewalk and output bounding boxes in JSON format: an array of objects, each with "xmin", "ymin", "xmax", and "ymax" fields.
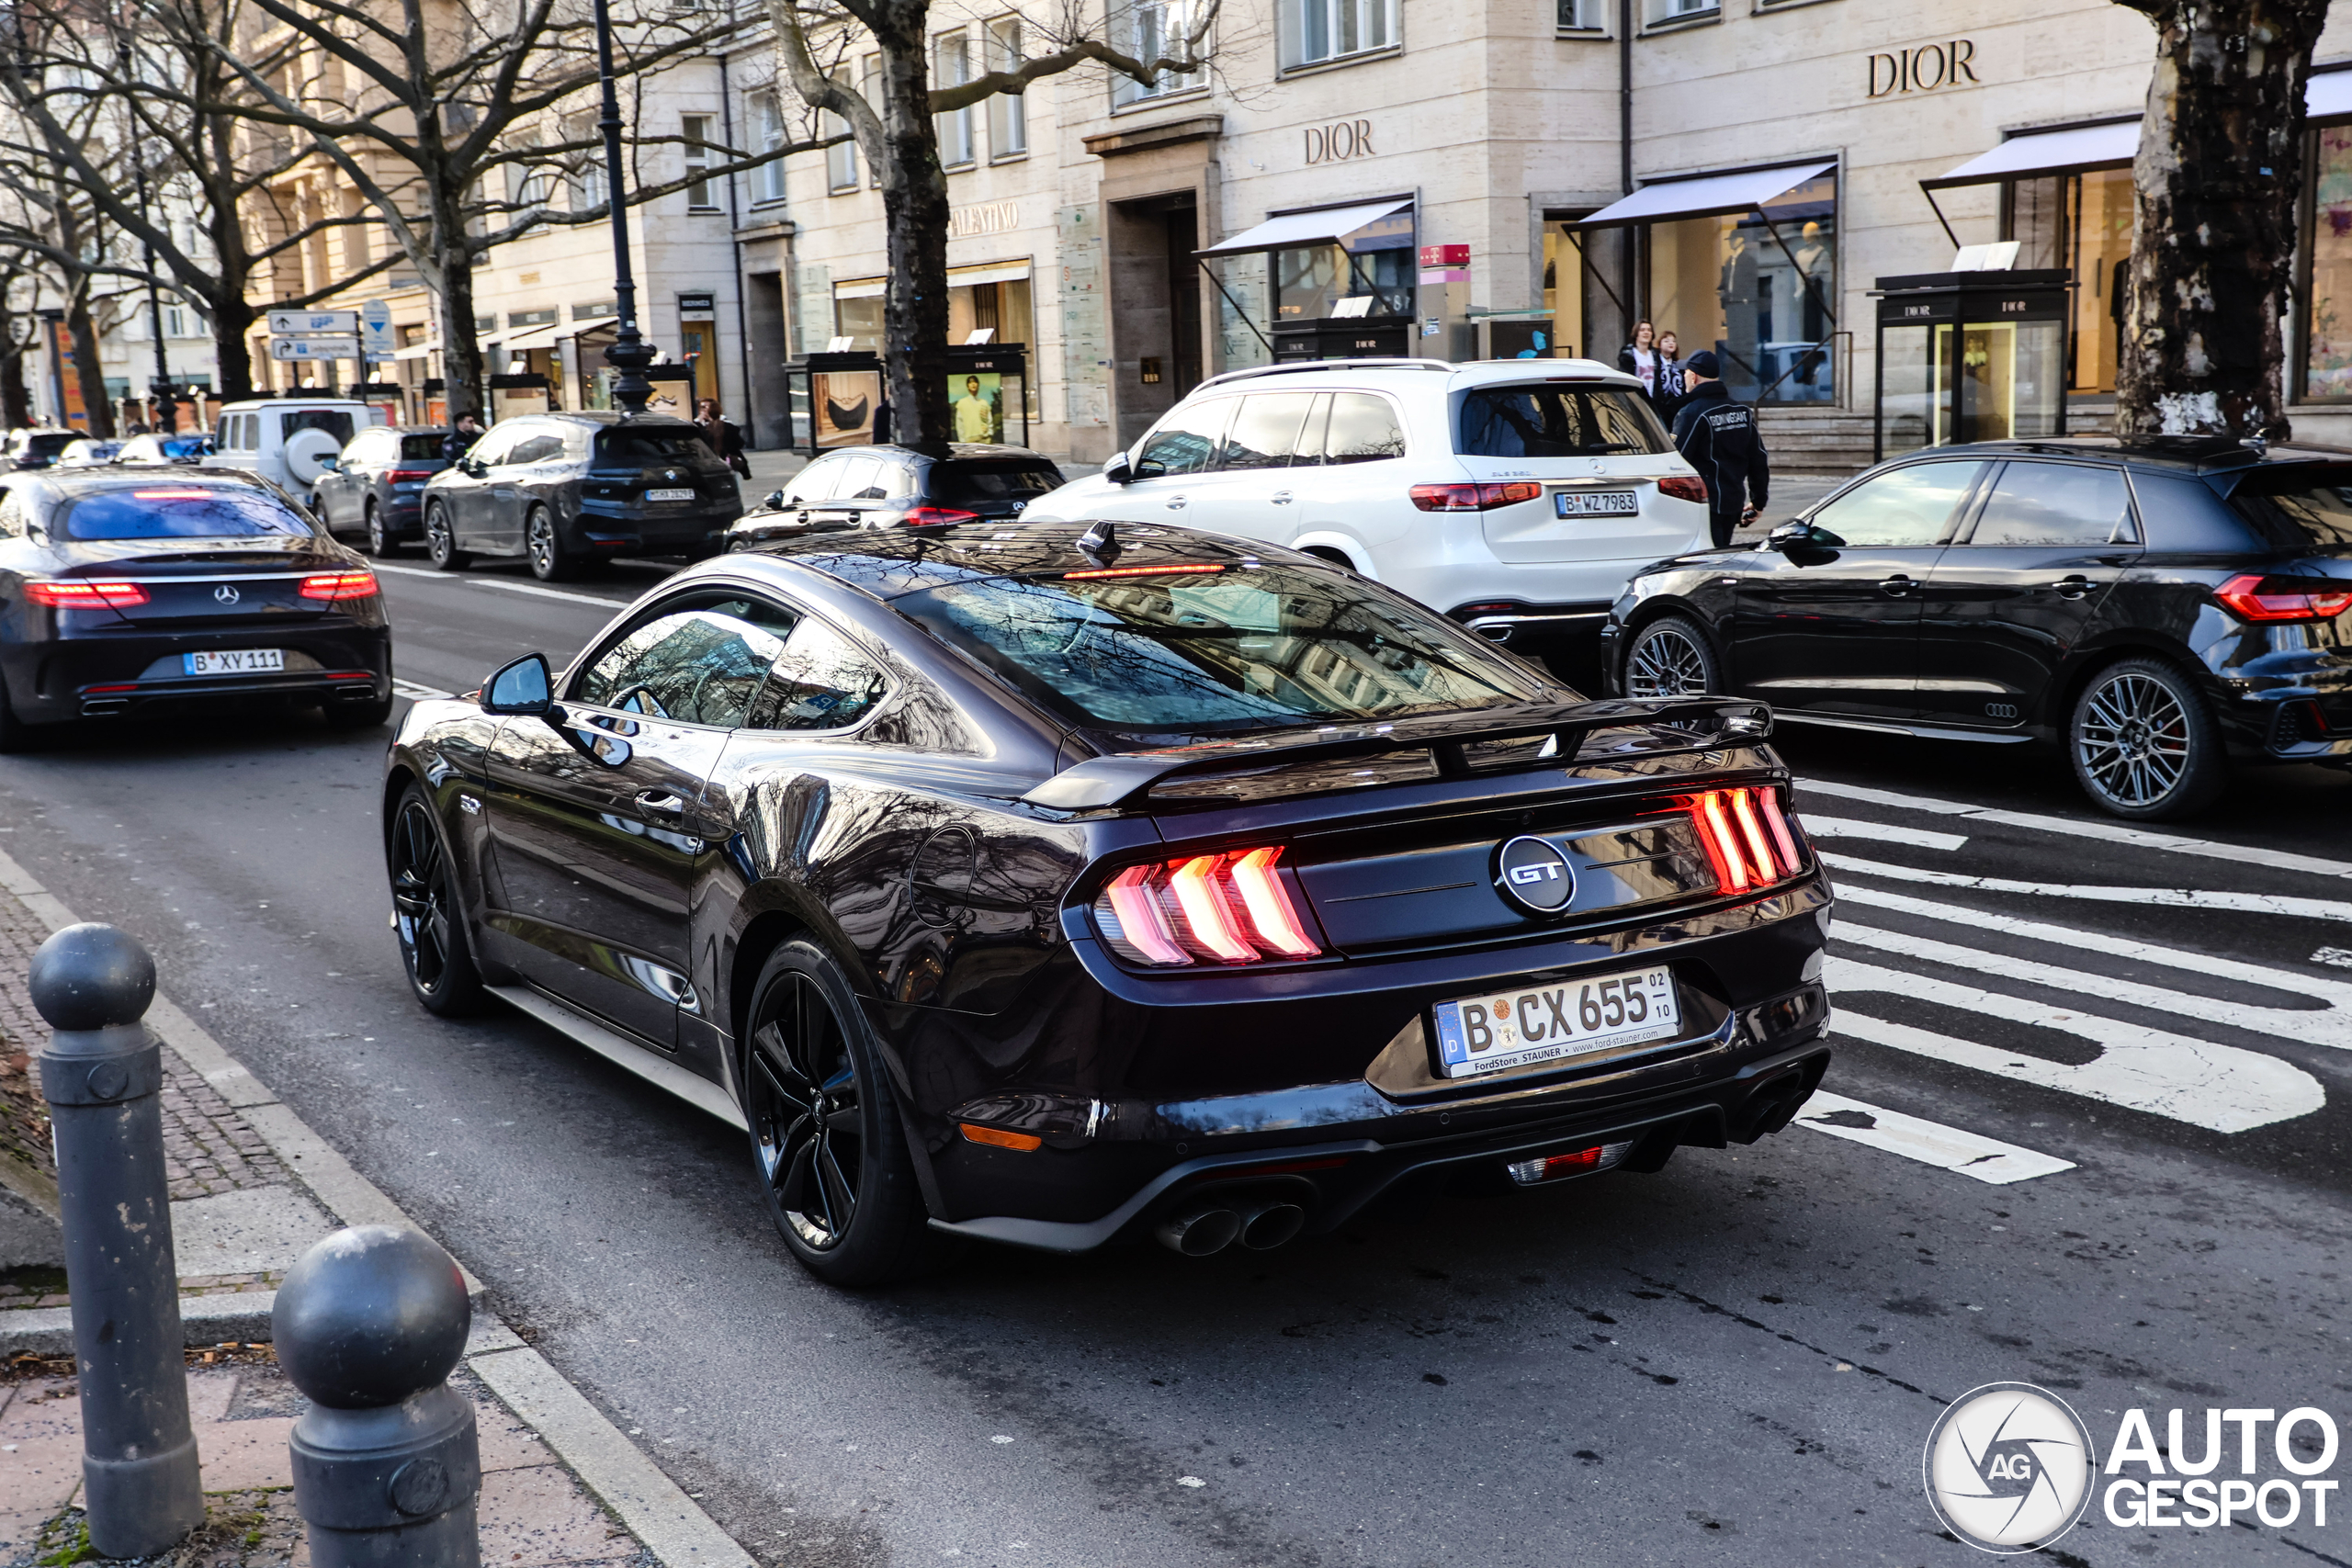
[{"xmin": 0, "ymin": 856, "xmax": 753, "ymax": 1568}]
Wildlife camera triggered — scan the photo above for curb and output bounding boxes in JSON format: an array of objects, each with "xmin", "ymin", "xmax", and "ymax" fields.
[{"xmin": 0, "ymin": 844, "xmax": 755, "ymax": 1568}]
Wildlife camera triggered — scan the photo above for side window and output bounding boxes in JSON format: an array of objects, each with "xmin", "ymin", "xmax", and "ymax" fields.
[
  {"xmin": 748, "ymin": 617, "xmax": 888, "ymax": 732},
  {"xmin": 788, "ymin": 455, "xmax": 842, "ymax": 504},
  {"xmin": 572, "ymin": 596, "xmax": 798, "ymax": 728},
  {"xmin": 833, "ymin": 456, "xmax": 885, "ymax": 501},
  {"xmin": 467, "ymin": 428, "xmax": 519, "ymax": 468},
  {"xmin": 1809, "ymin": 460, "xmax": 1987, "ymax": 548},
  {"xmin": 0, "ymin": 490, "xmax": 18, "ymax": 537},
  {"xmin": 1220, "ymin": 392, "xmax": 1318, "ymax": 471},
  {"xmin": 1135, "ymin": 399, "xmax": 1235, "ymax": 478},
  {"xmin": 1967, "ymin": 463, "xmax": 2138, "ymax": 547},
  {"xmin": 509, "ymin": 434, "xmax": 564, "ymax": 465},
  {"xmin": 1321, "ymin": 392, "xmax": 1406, "ymax": 465},
  {"xmin": 880, "ymin": 460, "xmax": 917, "ymax": 499},
  {"xmin": 281, "ymin": 409, "xmax": 355, "ymax": 446}
]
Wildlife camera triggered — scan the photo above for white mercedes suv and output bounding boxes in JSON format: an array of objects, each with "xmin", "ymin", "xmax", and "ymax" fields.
[{"xmin": 1027, "ymin": 358, "xmax": 1712, "ymax": 649}]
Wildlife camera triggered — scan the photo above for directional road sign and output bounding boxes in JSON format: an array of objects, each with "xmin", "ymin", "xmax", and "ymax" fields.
[
  {"xmin": 270, "ymin": 335, "xmax": 362, "ymax": 361},
  {"xmin": 267, "ymin": 310, "xmax": 359, "ymax": 336},
  {"xmin": 360, "ymin": 299, "xmax": 394, "ymax": 358}
]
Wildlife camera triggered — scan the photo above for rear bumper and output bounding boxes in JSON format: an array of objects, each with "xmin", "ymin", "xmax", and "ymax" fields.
[
  {"xmin": 2, "ymin": 626, "xmax": 392, "ymax": 722},
  {"xmin": 1453, "ymin": 601, "xmax": 1615, "ymax": 647},
  {"xmin": 574, "ymin": 502, "xmax": 743, "ymax": 555}
]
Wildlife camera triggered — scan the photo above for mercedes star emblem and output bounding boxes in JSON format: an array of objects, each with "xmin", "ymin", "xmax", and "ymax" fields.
[{"xmin": 214, "ymin": 584, "xmax": 241, "ymax": 604}]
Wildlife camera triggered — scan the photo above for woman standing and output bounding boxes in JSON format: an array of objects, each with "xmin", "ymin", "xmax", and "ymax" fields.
[
  {"xmin": 1653, "ymin": 331, "xmax": 1690, "ymax": 420},
  {"xmin": 1616, "ymin": 321, "xmax": 1660, "ymax": 402}
]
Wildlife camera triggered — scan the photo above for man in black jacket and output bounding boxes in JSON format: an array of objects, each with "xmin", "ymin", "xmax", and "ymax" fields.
[{"xmin": 1668, "ymin": 351, "xmax": 1769, "ymax": 548}]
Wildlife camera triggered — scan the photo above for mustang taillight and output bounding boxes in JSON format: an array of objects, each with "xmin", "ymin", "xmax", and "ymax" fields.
[
  {"xmin": 1684, "ymin": 786, "xmax": 1807, "ymax": 895},
  {"xmin": 25, "ymin": 580, "xmax": 148, "ymax": 608},
  {"xmin": 2214, "ymin": 573, "xmax": 2352, "ymax": 623},
  {"xmin": 1094, "ymin": 846, "xmax": 1324, "ymax": 966},
  {"xmin": 299, "ymin": 570, "xmax": 379, "ymax": 601}
]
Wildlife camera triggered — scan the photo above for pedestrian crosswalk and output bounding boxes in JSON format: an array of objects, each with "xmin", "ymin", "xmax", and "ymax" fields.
[{"xmin": 1790, "ymin": 776, "xmax": 2342, "ymax": 1185}]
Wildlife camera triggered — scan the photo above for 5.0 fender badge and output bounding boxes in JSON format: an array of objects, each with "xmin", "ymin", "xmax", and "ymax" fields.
[{"xmin": 1494, "ymin": 835, "xmax": 1575, "ymax": 916}]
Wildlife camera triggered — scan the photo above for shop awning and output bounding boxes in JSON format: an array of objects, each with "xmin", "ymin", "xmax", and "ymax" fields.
[
  {"xmin": 1571, "ymin": 161, "xmax": 1836, "ymax": 230},
  {"xmin": 389, "ymin": 341, "xmax": 440, "ymax": 361},
  {"xmin": 947, "ymin": 261, "xmax": 1032, "ymax": 286},
  {"xmin": 496, "ymin": 321, "xmax": 570, "ymax": 350},
  {"xmin": 1193, "ymin": 197, "xmax": 1414, "ymax": 258},
  {"xmin": 1922, "ymin": 121, "xmax": 2139, "ymax": 190}
]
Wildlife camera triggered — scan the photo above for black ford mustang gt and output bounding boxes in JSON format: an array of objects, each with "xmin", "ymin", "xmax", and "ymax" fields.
[{"xmin": 383, "ymin": 522, "xmax": 1833, "ymax": 1284}]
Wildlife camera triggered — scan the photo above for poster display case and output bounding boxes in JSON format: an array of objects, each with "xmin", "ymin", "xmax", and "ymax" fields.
[{"xmin": 1873, "ymin": 270, "xmax": 2072, "ymax": 461}]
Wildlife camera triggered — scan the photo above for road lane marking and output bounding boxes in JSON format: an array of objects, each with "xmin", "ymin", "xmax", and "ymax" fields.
[
  {"xmin": 1804, "ymin": 817, "xmax": 1968, "ymax": 852},
  {"xmin": 1793, "ymin": 1091, "xmax": 2075, "ymax": 1184},
  {"xmin": 476, "ymin": 579, "xmax": 632, "ymax": 607},
  {"xmin": 1827, "ymin": 958, "xmax": 2325, "ymax": 1133},
  {"xmin": 2317, "ymin": 948, "xmax": 2352, "ymax": 969},
  {"xmin": 1798, "ymin": 777, "xmax": 2352, "ymax": 882},
  {"xmin": 1823, "ymin": 851, "xmax": 2352, "ymax": 925},
  {"xmin": 369, "ymin": 562, "xmax": 451, "ymax": 580},
  {"xmin": 391, "ymin": 678, "xmax": 454, "ymax": 701}
]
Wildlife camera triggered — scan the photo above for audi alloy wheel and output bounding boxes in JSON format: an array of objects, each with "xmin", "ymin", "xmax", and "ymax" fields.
[
  {"xmin": 2068, "ymin": 658, "xmax": 2227, "ymax": 821},
  {"xmin": 1624, "ymin": 616, "xmax": 1719, "ymax": 699}
]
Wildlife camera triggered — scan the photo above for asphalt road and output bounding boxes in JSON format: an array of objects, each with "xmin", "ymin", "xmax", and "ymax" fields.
[{"xmin": 4, "ymin": 557, "xmax": 2349, "ymax": 1565}]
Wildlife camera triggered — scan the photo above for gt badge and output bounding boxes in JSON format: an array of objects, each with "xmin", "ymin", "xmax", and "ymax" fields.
[{"xmin": 1494, "ymin": 835, "xmax": 1574, "ymax": 916}]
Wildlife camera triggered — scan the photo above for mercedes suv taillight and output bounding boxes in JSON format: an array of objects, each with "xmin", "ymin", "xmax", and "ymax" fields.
[
  {"xmin": 1657, "ymin": 475, "xmax": 1708, "ymax": 505},
  {"xmin": 1409, "ymin": 482, "xmax": 1543, "ymax": 513},
  {"xmin": 1093, "ymin": 846, "xmax": 1325, "ymax": 966},
  {"xmin": 1683, "ymin": 786, "xmax": 1807, "ymax": 895}
]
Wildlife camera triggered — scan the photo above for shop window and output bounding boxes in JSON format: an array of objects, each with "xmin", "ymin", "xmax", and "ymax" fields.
[
  {"xmin": 987, "ymin": 18, "xmax": 1026, "ymax": 157},
  {"xmin": 2305, "ymin": 126, "xmax": 2352, "ymax": 400},
  {"xmin": 1114, "ymin": 1, "xmax": 1204, "ymax": 107},
  {"xmin": 833, "ymin": 291, "xmax": 885, "ymax": 352},
  {"xmin": 935, "ymin": 31, "xmax": 974, "ymax": 167},
  {"xmin": 1286, "ymin": 0, "xmax": 1395, "ymax": 67},
  {"xmin": 1645, "ymin": 171, "xmax": 1836, "ymax": 405},
  {"xmin": 2001, "ymin": 170, "xmax": 2132, "ymax": 399},
  {"xmin": 1272, "ymin": 208, "xmax": 1416, "ymax": 324},
  {"xmin": 948, "ymin": 279, "xmax": 1039, "ymax": 419},
  {"xmin": 1542, "ymin": 221, "xmax": 1606, "ymax": 361},
  {"xmin": 683, "ymin": 115, "xmax": 717, "ymax": 210},
  {"xmin": 751, "ymin": 92, "xmax": 786, "ymax": 205}
]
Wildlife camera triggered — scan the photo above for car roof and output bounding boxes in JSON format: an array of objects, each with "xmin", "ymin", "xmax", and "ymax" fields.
[
  {"xmin": 21, "ymin": 467, "xmax": 285, "ymax": 498},
  {"xmin": 217, "ymin": 398, "xmax": 370, "ymax": 412},
  {"xmin": 830, "ymin": 443, "xmax": 1055, "ymax": 465},
  {"xmin": 728, "ymin": 518, "xmax": 1294, "ymax": 600},
  {"xmin": 1921, "ymin": 434, "xmax": 2352, "ymax": 477},
  {"xmin": 512, "ymin": 412, "xmax": 701, "ymax": 431},
  {"xmin": 1191, "ymin": 355, "xmax": 1645, "ymax": 396}
]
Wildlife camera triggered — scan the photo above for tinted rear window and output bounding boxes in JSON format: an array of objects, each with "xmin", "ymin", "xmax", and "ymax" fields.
[
  {"xmin": 282, "ymin": 410, "xmax": 355, "ymax": 446},
  {"xmin": 894, "ymin": 562, "xmax": 1544, "ymax": 735},
  {"xmin": 598, "ymin": 429, "xmax": 715, "ymax": 463},
  {"xmin": 23, "ymin": 434, "xmax": 75, "ymax": 457},
  {"xmin": 2223, "ymin": 466, "xmax": 2352, "ymax": 552},
  {"xmin": 1458, "ymin": 385, "xmax": 1670, "ymax": 457},
  {"xmin": 61, "ymin": 487, "xmax": 311, "ymax": 540},
  {"xmin": 932, "ymin": 462, "xmax": 1062, "ymax": 506},
  {"xmin": 401, "ymin": 434, "xmax": 447, "ymax": 460}
]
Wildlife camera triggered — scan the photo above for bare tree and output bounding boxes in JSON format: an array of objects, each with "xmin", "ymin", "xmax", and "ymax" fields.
[
  {"xmin": 768, "ymin": 0, "xmax": 1222, "ymax": 453},
  {"xmin": 2113, "ymin": 0, "xmax": 2332, "ymax": 439}
]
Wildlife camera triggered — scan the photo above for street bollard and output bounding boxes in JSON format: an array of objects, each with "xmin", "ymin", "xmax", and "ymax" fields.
[
  {"xmin": 30, "ymin": 921, "xmax": 206, "ymax": 1559},
  {"xmin": 275, "ymin": 1225, "xmax": 482, "ymax": 1568}
]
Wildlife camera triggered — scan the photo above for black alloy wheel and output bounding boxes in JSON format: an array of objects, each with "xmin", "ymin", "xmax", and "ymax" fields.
[
  {"xmin": 1624, "ymin": 615, "xmax": 1719, "ymax": 699},
  {"xmin": 526, "ymin": 505, "xmax": 580, "ymax": 582},
  {"xmin": 389, "ymin": 785, "xmax": 486, "ymax": 1015},
  {"xmin": 425, "ymin": 502, "xmax": 469, "ymax": 570},
  {"xmin": 2067, "ymin": 657, "xmax": 2227, "ymax": 821},
  {"xmin": 365, "ymin": 500, "xmax": 399, "ymax": 557},
  {"xmin": 743, "ymin": 942, "xmax": 945, "ymax": 1285}
]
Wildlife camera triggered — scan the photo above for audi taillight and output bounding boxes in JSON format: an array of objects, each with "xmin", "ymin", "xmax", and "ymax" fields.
[
  {"xmin": 1408, "ymin": 481, "xmax": 1544, "ymax": 513},
  {"xmin": 2214, "ymin": 573, "xmax": 2352, "ymax": 623},
  {"xmin": 25, "ymin": 580, "xmax": 148, "ymax": 608},
  {"xmin": 1684, "ymin": 786, "xmax": 1807, "ymax": 895},
  {"xmin": 1093, "ymin": 846, "xmax": 1324, "ymax": 966},
  {"xmin": 300, "ymin": 570, "xmax": 379, "ymax": 601},
  {"xmin": 902, "ymin": 504, "xmax": 980, "ymax": 527},
  {"xmin": 1657, "ymin": 475, "xmax": 1709, "ymax": 505}
]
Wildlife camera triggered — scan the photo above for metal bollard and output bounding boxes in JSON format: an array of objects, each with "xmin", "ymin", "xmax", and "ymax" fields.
[
  {"xmin": 275, "ymin": 1225, "xmax": 481, "ymax": 1568},
  {"xmin": 29, "ymin": 921, "xmax": 205, "ymax": 1558}
]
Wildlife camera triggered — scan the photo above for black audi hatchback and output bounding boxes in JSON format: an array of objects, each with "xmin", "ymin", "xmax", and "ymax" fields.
[
  {"xmin": 423, "ymin": 412, "xmax": 742, "ymax": 581},
  {"xmin": 1601, "ymin": 436, "xmax": 2352, "ymax": 819},
  {"xmin": 724, "ymin": 443, "xmax": 1064, "ymax": 548},
  {"xmin": 0, "ymin": 468, "xmax": 391, "ymax": 748},
  {"xmin": 383, "ymin": 521, "xmax": 1832, "ymax": 1285}
]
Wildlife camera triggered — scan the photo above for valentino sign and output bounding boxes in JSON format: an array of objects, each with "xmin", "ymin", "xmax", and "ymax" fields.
[{"xmin": 1868, "ymin": 39, "xmax": 1980, "ymax": 96}]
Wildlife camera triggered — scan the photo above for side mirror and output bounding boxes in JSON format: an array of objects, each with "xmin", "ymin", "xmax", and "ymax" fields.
[
  {"xmin": 482, "ymin": 653, "xmax": 552, "ymax": 715},
  {"xmin": 1102, "ymin": 451, "xmax": 1134, "ymax": 486},
  {"xmin": 763, "ymin": 489, "xmax": 786, "ymax": 510},
  {"xmin": 1767, "ymin": 520, "xmax": 1815, "ymax": 552}
]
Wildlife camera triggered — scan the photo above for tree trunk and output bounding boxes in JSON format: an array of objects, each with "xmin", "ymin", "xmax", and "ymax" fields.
[
  {"xmin": 0, "ymin": 344, "xmax": 28, "ymax": 429},
  {"xmin": 66, "ymin": 294, "xmax": 114, "ymax": 439},
  {"xmin": 872, "ymin": 7, "xmax": 951, "ymax": 454},
  {"xmin": 209, "ymin": 285, "xmax": 258, "ymax": 402},
  {"xmin": 2114, "ymin": 0, "xmax": 2331, "ymax": 439},
  {"xmin": 431, "ymin": 186, "xmax": 486, "ymax": 421}
]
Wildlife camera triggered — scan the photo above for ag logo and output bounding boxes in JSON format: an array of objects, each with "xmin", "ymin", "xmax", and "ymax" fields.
[
  {"xmin": 1924, "ymin": 1382, "xmax": 2097, "ymax": 1553},
  {"xmin": 1493, "ymin": 835, "xmax": 1574, "ymax": 915}
]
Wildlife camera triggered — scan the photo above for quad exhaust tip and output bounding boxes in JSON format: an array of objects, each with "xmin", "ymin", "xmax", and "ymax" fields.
[
  {"xmin": 1238, "ymin": 1201, "xmax": 1306, "ymax": 1251},
  {"xmin": 1156, "ymin": 1199, "xmax": 1309, "ymax": 1257}
]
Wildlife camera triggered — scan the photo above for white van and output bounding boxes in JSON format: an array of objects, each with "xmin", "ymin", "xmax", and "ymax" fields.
[
  {"xmin": 205, "ymin": 399, "xmax": 390, "ymax": 511},
  {"xmin": 1025, "ymin": 358, "xmax": 1712, "ymax": 649}
]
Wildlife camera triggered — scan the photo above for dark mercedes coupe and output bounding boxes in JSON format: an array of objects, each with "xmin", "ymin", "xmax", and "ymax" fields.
[{"xmin": 383, "ymin": 522, "xmax": 1832, "ymax": 1284}]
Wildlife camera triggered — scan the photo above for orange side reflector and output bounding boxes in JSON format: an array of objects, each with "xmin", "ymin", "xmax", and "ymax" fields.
[{"xmin": 960, "ymin": 1122, "xmax": 1042, "ymax": 1152}]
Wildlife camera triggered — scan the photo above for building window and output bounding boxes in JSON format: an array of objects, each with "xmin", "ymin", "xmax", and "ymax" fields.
[
  {"xmin": 2306, "ymin": 126, "xmax": 2352, "ymax": 400},
  {"xmin": 752, "ymin": 91, "xmax": 786, "ymax": 205},
  {"xmin": 1113, "ymin": 1, "xmax": 1204, "ymax": 107},
  {"xmin": 1648, "ymin": 0, "xmax": 1717, "ymax": 22},
  {"xmin": 2002, "ymin": 169, "xmax": 2133, "ymax": 399},
  {"xmin": 573, "ymin": 300, "xmax": 616, "ymax": 321},
  {"xmin": 824, "ymin": 74, "xmax": 858, "ymax": 192},
  {"xmin": 1556, "ymin": 0, "xmax": 1604, "ymax": 28},
  {"xmin": 683, "ymin": 114, "xmax": 718, "ymax": 210},
  {"xmin": 165, "ymin": 306, "xmax": 187, "ymax": 338},
  {"xmin": 568, "ymin": 114, "xmax": 605, "ymax": 210},
  {"xmin": 833, "ymin": 288, "xmax": 885, "ymax": 351},
  {"xmin": 1645, "ymin": 169, "xmax": 1837, "ymax": 405},
  {"xmin": 1287, "ymin": 0, "xmax": 1395, "ymax": 67},
  {"xmin": 987, "ymin": 17, "xmax": 1026, "ymax": 158},
  {"xmin": 935, "ymin": 31, "xmax": 974, "ymax": 167},
  {"xmin": 509, "ymin": 309, "xmax": 558, "ymax": 328}
]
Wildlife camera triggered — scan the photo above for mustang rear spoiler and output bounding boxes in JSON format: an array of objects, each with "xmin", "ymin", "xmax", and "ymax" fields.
[{"xmin": 1020, "ymin": 697, "xmax": 1773, "ymax": 811}]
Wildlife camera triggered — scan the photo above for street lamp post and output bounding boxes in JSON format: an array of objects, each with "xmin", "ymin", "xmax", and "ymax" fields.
[
  {"xmin": 591, "ymin": 0, "xmax": 653, "ymax": 418},
  {"xmin": 133, "ymin": 163, "xmax": 174, "ymax": 434}
]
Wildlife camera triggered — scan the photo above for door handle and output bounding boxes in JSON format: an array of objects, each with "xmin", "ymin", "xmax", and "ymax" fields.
[
  {"xmin": 1165, "ymin": 494, "xmax": 1188, "ymax": 510},
  {"xmin": 1272, "ymin": 491, "xmax": 1295, "ymax": 504},
  {"xmin": 2050, "ymin": 575, "xmax": 2092, "ymax": 599},
  {"xmin": 1877, "ymin": 574, "xmax": 1915, "ymax": 597},
  {"xmin": 634, "ymin": 789, "xmax": 686, "ymax": 818}
]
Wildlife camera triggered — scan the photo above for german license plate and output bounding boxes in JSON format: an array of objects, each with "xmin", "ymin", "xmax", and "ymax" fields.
[
  {"xmin": 1555, "ymin": 490, "xmax": 1639, "ymax": 517},
  {"xmin": 646, "ymin": 487, "xmax": 695, "ymax": 502},
  {"xmin": 184, "ymin": 649, "xmax": 284, "ymax": 676},
  {"xmin": 1430, "ymin": 965, "xmax": 1679, "ymax": 1079}
]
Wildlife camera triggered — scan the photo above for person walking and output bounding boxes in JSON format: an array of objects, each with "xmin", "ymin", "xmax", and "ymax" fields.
[
  {"xmin": 1617, "ymin": 320, "xmax": 1661, "ymax": 403},
  {"xmin": 440, "ymin": 412, "xmax": 484, "ymax": 462},
  {"xmin": 695, "ymin": 398, "xmax": 752, "ymax": 479},
  {"xmin": 1653, "ymin": 331, "xmax": 1690, "ymax": 421},
  {"xmin": 1669, "ymin": 350, "xmax": 1769, "ymax": 549}
]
